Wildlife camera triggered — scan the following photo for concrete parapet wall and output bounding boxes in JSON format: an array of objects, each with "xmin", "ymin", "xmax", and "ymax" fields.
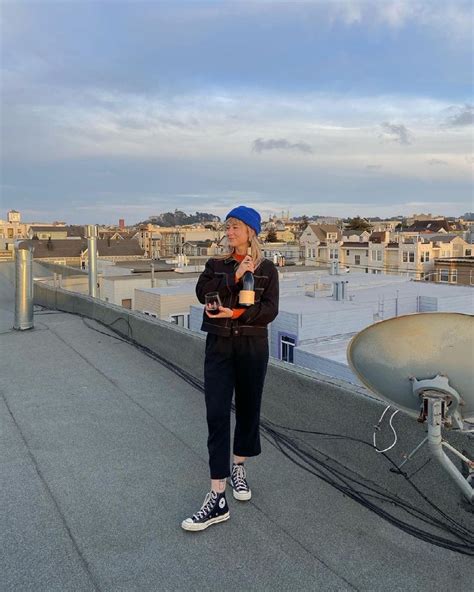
[{"xmin": 34, "ymin": 281, "xmax": 206, "ymax": 383}]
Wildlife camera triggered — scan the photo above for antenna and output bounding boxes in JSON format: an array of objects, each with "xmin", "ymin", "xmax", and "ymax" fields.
[{"xmin": 347, "ymin": 312, "xmax": 474, "ymax": 503}]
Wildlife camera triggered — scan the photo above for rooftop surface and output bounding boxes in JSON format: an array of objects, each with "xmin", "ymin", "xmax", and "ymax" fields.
[
  {"xmin": 1, "ymin": 264, "xmax": 473, "ymax": 591},
  {"xmin": 278, "ymin": 274, "xmax": 474, "ymax": 314}
]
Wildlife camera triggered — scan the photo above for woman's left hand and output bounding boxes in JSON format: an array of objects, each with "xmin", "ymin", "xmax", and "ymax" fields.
[{"xmin": 205, "ymin": 306, "xmax": 233, "ymax": 318}]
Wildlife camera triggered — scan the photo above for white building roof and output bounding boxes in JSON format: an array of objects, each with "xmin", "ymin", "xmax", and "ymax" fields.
[{"xmin": 137, "ymin": 283, "xmax": 197, "ymax": 296}]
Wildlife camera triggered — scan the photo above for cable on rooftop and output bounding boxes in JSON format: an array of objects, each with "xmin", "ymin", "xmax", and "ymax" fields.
[{"xmin": 36, "ymin": 308, "xmax": 474, "ymax": 555}]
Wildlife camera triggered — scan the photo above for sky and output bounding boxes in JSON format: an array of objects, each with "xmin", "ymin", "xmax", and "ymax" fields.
[{"xmin": 1, "ymin": 0, "xmax": 473, "ymax": 224}]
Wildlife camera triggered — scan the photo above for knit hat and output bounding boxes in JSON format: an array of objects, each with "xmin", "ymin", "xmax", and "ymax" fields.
[{"xmin": 225, "ymin": 205, "xmax": 261, "ymax": 235}]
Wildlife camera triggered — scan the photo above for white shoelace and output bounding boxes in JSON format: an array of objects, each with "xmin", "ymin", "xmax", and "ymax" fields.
[
  {"xmin": 232, "ymin": 464, "xmax": 248, "ymax": 490},
  {"xmin": 193, "ymin": 491, "xmax": 218, "ymax": 521}
]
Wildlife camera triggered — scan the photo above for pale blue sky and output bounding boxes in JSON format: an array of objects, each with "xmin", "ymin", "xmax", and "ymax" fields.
[{"xmin": 1, "ymin": 0, "xmax": 473, "ymax": 224}]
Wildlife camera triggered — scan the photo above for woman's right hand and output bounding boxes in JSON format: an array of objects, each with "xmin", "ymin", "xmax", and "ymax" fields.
[{"xmin": 235, "ymin": 255, "xmax": 255, "ymax": 280}]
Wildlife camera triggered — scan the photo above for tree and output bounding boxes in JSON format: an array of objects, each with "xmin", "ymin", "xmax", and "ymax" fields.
[
  {"xmin": 266, "ymin": 229, "xmax": 278, "ymax": 242},
  {"xmin": 347, "ymin": 216, "xmax": 372, "ymax": 231},
  {"xmin": 299, "ymin": 215, "xmax": 309, "ymax": 230}
]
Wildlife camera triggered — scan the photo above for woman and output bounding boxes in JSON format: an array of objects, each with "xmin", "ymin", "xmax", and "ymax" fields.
[{"xmin": 181, "ymin": 205, "xmax": 279, "ymax": 531}]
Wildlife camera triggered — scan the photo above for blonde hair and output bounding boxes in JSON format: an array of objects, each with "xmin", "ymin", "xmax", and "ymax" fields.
[{"xmin": 215, "ymin": 217, "xmax": 263, "ymax": 269}]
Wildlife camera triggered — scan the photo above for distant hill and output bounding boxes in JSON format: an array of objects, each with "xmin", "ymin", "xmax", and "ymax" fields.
[{"xmin": 139, "ymin": 210, "xmax": 220, "ymax": 226}]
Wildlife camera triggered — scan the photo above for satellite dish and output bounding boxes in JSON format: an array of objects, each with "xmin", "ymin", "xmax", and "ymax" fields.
[
  {"xmin": 347, "ymin": 312, "xmax": 474, "ymax": 503},
  {"xmin": 347, "ymin": 312, "xmax": 474, "ymax": 422}
]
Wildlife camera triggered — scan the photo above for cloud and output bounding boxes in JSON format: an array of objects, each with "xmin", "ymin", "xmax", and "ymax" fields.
[
  {"xmin": 252, "ymin": 138, "xmax": 313, "ymax": 154},
  {"xmin": 443, "ymin": 104, "xmax": 474, "ymax": 127},
  {"xmin": 380, "ymin": 122, "xmax": 414, "ymax": 145},
  {"xmin": 427, "ymin": 159, "xmax": 448, "ymax": 166},
  {"xmin": 329, "ymin": 0, "xmax": 473, "ymax": 39}
]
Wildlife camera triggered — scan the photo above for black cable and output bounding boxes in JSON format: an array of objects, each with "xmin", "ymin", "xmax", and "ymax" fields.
[
  {"xmin": 261, "ymin": 430, "xmax": 472, "ymax": 553},
  {"xmin": 47, "ymin": 309, "xmax": 474, "ymax": 554},
  {"xmin": 262, "ymin": 420, "xmax": 473, "ymax": 540}
]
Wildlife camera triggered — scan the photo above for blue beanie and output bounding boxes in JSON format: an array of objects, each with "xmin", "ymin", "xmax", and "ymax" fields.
[{"xmin": 226, "ymin": 205, "xmax": 261, "ymax": 235}]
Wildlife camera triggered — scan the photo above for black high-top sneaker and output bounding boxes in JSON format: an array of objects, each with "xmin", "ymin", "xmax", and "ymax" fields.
[
  {"xmin": 231, "ymin": 463, "xmax": 252, "ymax": 501},
  {"xmin": 181, "ymin": 490, "xmax": 229, "ymax": 532}
]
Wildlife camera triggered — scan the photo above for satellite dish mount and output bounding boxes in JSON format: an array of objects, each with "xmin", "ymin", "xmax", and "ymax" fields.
[
  {"xmin": 347, "ymin": 313, "xmax": 474, "ymax": 505},
  {"xmin": 405, "ymin": 375, "xmax": 473, "ymax": 503}
]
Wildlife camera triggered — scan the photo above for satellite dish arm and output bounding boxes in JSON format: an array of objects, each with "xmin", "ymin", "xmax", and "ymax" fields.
[{"xmin": 427, "ymin": 399, "xmax": 473, "ymax": 503}]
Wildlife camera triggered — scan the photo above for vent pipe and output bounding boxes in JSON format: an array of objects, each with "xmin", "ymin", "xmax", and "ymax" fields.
[
  {"xmin": 85, "ymin": 224, "xmax": 98, "ymax": 297},
  {"xmin": 13, "ymin": 243, "xmax": 34, "ymax": 330},
  {"xmin": 332, "ymin": 280, "xmax": 348, "ymax": 301}
]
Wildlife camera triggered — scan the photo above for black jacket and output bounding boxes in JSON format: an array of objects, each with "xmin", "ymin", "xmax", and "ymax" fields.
[{"xmin": 196, "ymin": 256, "xmax": 279, "ymax": 337}]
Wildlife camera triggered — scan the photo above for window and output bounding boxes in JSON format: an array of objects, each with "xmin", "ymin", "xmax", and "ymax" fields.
[
  {"xmin": 355, "ymin": 255, "xmax": 360, "ymax": 266},
  {"xmin": 439, "ymin": 269, "xmax": 449, "ymax": 282},
  {"xmin": 372, "ymin": 250, "xmax": 382, "ymax": 261},
  {"xmin": 466, "ymin": 249, "xmax": 472, "ymax": 256},
  {"xmin": 7, "ymin": 228, "xmax": 14, "ymax": 238},
  {"xmin": 365, "ymin": 250, "xmax": 369, "ymax": 257},
  {"xmin": 403, "ymin": 252, "xmax": 408, "ymax": 263},
  {"xmin": 280, "ymin": 335, "xmax": 295, "ymax": 363},
  {"xmin": 346, "ymin": 250, "xmax": 350, "ymax": 256},
  {"xmin": 409, "ymin": 253, "xmax": 415, "ymax": 263},
  {"xmin": 143, "ymin": 310, "xmax": 158, "ymax": 318},
  {"xmin": 121, "ymin": 298, "xmax": 132, "ymax": 309},
  {"xmin": 450, "ymin": 270, "xmax": 457, "ymax": 283},
  {"xmin": 170, "ymin": 313, "xmax": 189, "ymax": 328}
]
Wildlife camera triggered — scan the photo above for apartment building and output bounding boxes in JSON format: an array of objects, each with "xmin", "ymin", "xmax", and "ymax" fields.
[{"xmin": 339, "ymin": 234, "xmax": 471, "ymax": 279}]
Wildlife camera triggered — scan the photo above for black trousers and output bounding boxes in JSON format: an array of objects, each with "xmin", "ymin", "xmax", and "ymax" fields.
[{"xmin": 204, "ymin": 333, "xmax": 269, "ymax": 479}]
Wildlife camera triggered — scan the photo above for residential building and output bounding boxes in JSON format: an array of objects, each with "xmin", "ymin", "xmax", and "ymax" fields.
[
  {"xmin": 182, "ymin": 240, "xmax": 218, "ymax": 257},
  {"xmin": 139, "ymin": 224, "xmax": 221, "ymax": 259},
  {"xmin": 432, "ymin": 257, "xmax": 474, "ymax": 286},
  {"xmin": 299, "ymin": 224, "xmax": 342, "ymax": 265},
  {"xmin": 8, "ymin": 210, "xmax": 21, "ymax": 224},
  {"xmin": 0, "ymin": 211, "xmax": 28, "ymax": 245},
  {"xmin": 189, "ymin": 270, "xmax": 473, "ymax": 383},
  {"xmin": 404, "ymin": 219, "xmax": 464, "ymax": 235},
  {"xmin": 339, "ymin": 242, "xmax": 370, "ymax": 273},
  {"xmin": 28, "ymin": 225, "xmax": 68, "ymax": 240},
  {"xmin": 342, "ymin": 229, "xmax": 371, "ymax": 242},
  {"xmin": 262, "ymin": 243, "xmax": 301, "ymax": 265},
  {"xmin": 18, "ymin": 238, "xmax": 145, "ymax": 267},
  {"xmin": 134, "ymin": 284, "xmax": 199, "ymax": 327},
  {"xmin": 369, "ymin": 220, "xmax": 399, "ymax": 232},
  {"xmin": 100, "ymin": 269, "xmax": 201, "ymax": 310}
]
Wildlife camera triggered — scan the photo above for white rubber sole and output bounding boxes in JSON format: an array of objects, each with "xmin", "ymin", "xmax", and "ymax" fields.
[
  {"xmin": 181, "ymin": 512, "xmax": 230, "ymax": 532},
  {"xmin": 232, "ymin": 488, "xmax": 252, "ymax": 501}
]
